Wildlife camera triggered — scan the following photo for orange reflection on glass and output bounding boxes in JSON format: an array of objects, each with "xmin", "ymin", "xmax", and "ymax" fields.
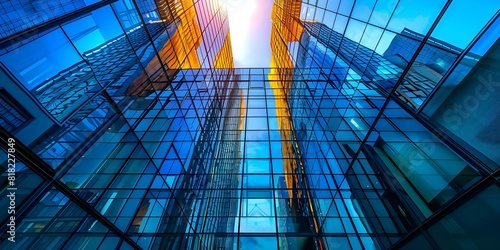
[{"xmin": 214, "ymin": 32, "xmax": 235, "ymax": 68}]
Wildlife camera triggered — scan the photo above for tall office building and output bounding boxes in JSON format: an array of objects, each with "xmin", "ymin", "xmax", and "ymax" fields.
[
  {"xmin": 269, "ymin": 0, "xmax": 500, "ymax": 249},
  {"xmin": 1, "ymin": 0, "xmax": 500, "ymax": 250},
  {"xmin": 0, "ymin": 0, "xmax": 236, "ymax": 249}
]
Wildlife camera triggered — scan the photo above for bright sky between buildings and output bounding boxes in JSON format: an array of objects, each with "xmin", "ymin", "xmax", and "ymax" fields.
[{"xmin": 221, "ymin": 0, "xmax": 274, "ymax": 67}]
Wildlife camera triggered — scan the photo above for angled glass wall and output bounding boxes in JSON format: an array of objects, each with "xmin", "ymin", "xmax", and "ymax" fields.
[
  {"xmin": 1, "ymin": 0, "xmax": 499, "ymax": 249},
  {"xmin": 271, "ymin": 0, "xmax": 500, "ymax": 249}
]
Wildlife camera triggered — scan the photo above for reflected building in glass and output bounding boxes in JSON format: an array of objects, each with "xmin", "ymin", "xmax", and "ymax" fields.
[
  {"xmin": 270, "ymin": 0, "xmax": 500, "ymax": 249},
  {"xmin": 1, "ymin": 0, "xmax": 500, "ymax": 249}
]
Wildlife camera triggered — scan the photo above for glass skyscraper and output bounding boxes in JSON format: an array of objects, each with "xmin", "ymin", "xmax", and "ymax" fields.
[{"xmin": 1, "ymin": 0, "xmax": 499, "ymax": 249}]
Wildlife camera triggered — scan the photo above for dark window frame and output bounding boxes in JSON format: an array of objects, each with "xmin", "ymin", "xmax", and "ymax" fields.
[{"xmin": 0, "ymin": 88, "xmax": 33, "ymax": 133}]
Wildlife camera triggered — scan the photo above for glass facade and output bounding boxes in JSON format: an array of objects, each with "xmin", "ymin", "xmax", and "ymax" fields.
[{"xmin": 1, "ymin": 0, "xmax": 499, "ymax": 249}]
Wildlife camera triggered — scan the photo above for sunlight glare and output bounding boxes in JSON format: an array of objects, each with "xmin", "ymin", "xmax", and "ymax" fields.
[{"xmin": 219, "ymin": 0, "xmax": 257, "ymax": 64}]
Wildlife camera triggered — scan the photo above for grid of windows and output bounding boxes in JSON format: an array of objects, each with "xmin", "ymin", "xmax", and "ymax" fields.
[
  {"xmin": 270, "ymin": 0, "xmax": 500, "ymax": 249},
  {"xmin": 0, "ymin": 0, "xmax": 88, "ymax": 39},
  {"xmin": 1, "ymin": 0, "xmax": 500, "ymax": 250},
  {"xmin": 0, "ymin": 0, "xmax": 233, "ymax": 123}
]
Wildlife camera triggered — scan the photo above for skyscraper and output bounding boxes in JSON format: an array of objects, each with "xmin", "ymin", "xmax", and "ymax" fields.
[
  {"xmin": 1, "ymin": 0, "xmax": 500, "ymax": 249},
  {"xmin": 269, "ymin": 0, "xmax": 500, "ymax": 249}
]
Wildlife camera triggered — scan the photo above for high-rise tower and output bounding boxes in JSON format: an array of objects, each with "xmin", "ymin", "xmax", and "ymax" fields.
[
  {"xmin": 1, "ymin": 0, "xmax": 500, "ymax": 249},
  {"xmin": 269, "ymin": 0, "xmax": 500, "ymax": 249}
]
